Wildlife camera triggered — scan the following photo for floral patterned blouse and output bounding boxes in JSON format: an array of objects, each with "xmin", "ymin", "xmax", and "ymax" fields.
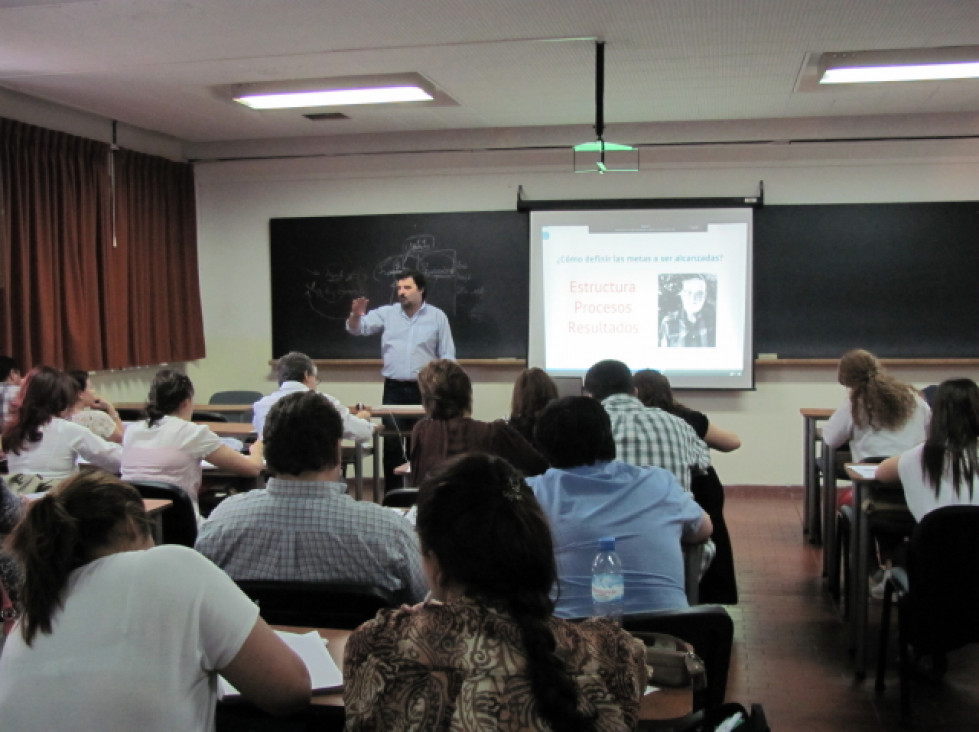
[{"xmin": 343, "ymin": 596, "xmax": 646, "ymax": 731}]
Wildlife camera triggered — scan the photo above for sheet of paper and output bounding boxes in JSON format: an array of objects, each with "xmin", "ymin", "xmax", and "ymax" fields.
[
  {"xmin": 849, "ymin": 464, "xmax": 878, "ymax": 479},
  {"xmin": 218, "ymin": 630, "xmax": 342, "ymax": 700}
]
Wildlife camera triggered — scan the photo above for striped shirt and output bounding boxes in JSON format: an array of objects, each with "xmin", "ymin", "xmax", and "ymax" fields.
[{"xmin": 601, "ymin": 393, "xmax": 710, "ymax": 492}]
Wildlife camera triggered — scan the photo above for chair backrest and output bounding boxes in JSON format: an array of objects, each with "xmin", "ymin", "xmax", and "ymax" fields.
[
  {"xmin": 623, "ymin": 605, "xmax": 734, "ymax": 711},
  {"xmin": 682, "ymin": 541, "xmax": 706, "ymax": 605},
  {"xmin": 190, "ymin": 410, "xmax": 228, "ymax": 423},
  {"xmin": 209, "ymin": 390, "xmax": 263, "ymax": 405},
  {"xmin": 906, "ymin": 505, "xmax": 979, "ymax": 654},
  {"xmin": 551, "ymin": 375, "xmax": 583, "ymax": 398},
  {"xmin": 127, "ymin": 480, "xmax": 198, "ymax": 547},
  {"xmin": 234, "ymin": 579, "xmax": 400, "ymax": 630},
  {"xmin": 117, "ymin": 407, "xmax": 146, "ymax": 422},
  {"xmin": 382, "ymin": 487, "xmax": 419, "ymax": 508}
]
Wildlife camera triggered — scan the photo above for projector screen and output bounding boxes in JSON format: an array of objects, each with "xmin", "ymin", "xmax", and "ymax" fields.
[{"xmin": 529, "ymin": 208, "xmax": 754, "ymax": 390}]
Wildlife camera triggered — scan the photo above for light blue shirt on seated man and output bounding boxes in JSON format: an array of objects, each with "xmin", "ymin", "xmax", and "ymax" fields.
[
  {"xmin": 346, "ymin": 302, "xmax": 455, "ymax": 380},
  {"xmin": 528, "ymin": 460, "xmax": 707, "ymax": 618}
]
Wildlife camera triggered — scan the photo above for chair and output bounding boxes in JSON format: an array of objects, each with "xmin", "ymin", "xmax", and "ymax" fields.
[
  {"xmin": 875, "ymin": 505, "xmax": 979, "ymax": 725},
  {"xmin": 209, "ymin": 391, "xmax": 263, "ymax": 423},
  {"xmin": 381, "ymin": 487, "xmax": 419, "ymax": 508},
  {"xmin": 190, "ymin": 409, "xmax": 228, "ymax": 423},
  {"xmin": 116, "ymin": 407, "xmax": 146, "ymax": 422},
  {"xmin": 623, "ymin": 605, "xmax": 734, "ymax": 713},
  {"xmin": 682, "ymin": 540, "xmax": 707, "ymax": 605},
  {"xmin": 234, "ymin": 580, "xmax": 400, "ymax": 630},
  {"xmin": 210, "ymin": 390, "xmax": 263, "ymax": 405},
  {"xmin": 127, "ymin": 480, "xmax": 198, "ymax": 547}
]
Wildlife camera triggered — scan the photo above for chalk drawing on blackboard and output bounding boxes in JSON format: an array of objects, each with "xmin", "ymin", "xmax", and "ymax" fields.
[
  {"xmin": 372, "ymin": 234, "xmax": 471, "ymax": 318},
  {"xmin": 302, "ymin": 267, "xmax": 370, "ymax": 320}
]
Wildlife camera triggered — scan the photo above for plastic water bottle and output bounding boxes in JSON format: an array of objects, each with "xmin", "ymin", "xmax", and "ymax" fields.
[{"xmin": 591, "ymin": 536, "xmax": 624, "ymax": 624}]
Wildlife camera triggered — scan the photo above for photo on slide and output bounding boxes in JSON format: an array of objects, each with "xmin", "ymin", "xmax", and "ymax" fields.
[{"xmin": 658, "ymin": 273, "xmax": 717, "ymax": 348}]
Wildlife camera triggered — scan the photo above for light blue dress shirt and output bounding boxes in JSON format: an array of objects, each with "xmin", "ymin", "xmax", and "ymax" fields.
[
  {"xmin": 347, "ymin": 302, "xmax": 455, "ymax": 380},
  {"xmin": 528, "ymin": 460, "xmax": 705, "ymax": 618}
]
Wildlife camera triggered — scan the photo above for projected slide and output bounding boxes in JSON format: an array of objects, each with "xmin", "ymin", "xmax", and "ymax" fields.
[{"xmin": 529, "ymin": 209, "xmax": 753, "ymax": 390}]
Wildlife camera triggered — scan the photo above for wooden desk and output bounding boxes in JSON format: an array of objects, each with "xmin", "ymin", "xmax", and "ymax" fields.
[
  {"xmin": 143, "ymin": 498, "xmax": 172, "ymax": 545},
  {"xmin": 844, "ymin": 464, "xmax": 910, "ymax": 679},
  {"xmin": 118, "ymin": 402, "xmax": 252, "ymax": 415},
  {"xmin": 269, "ymin": 625, "xmax": 691, "ymax": 720},
  {"xmin": 194, "ymin": 421, "xmax": 256, "ymax": 439},
  {"xmin": 364, "ymin": 406, "xmax": 426, "ymax": 503},
  {"xmin": 800, "ymin": 407, "xmax": 833, "ymax": 540}
]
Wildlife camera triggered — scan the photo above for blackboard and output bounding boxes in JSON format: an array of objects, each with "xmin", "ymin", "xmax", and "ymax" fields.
[
  {"xmin": 270, "ymin": 211, "xmax": 529, "ymax": 360},
  {"xmin": 753, "ymin": 202, "xmax": 979, "ymax": 359}
]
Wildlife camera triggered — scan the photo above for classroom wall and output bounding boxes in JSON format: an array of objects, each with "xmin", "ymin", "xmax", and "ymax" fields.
[{"xmin": 7, "ymin": 91, "xmax": 979, "ymax": 484}]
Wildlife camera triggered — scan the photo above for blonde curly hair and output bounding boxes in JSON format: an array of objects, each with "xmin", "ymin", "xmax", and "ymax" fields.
[{"xmin": 838, "ymin": 349, "xmax": 916, "ymax": 430}]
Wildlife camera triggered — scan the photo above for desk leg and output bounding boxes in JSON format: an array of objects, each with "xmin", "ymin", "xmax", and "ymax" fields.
[
  {"xmin": 849, "ymin": 479, "xmax": 869, "ymax": 679},
  {"xmin": 803, "ymin": 417, "xmax": 814, "ymax": 534},
  {"xmin": 372, "ymin": 430, "xmax": 382, "ymax": 504},
  {"xmin": 353, "ymin": 442, "xmax": 363, "ymax": 501}
]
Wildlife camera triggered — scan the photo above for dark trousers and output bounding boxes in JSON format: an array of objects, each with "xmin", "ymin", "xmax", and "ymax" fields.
[{"xmin": 381, "ymin": 378, "xmax": 422, "ymax": 492}]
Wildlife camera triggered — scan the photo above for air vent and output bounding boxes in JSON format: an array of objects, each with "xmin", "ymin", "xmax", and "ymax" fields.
[{"xmin": 303, "ymin": 112, "xmax": 350, "ymax": 121}]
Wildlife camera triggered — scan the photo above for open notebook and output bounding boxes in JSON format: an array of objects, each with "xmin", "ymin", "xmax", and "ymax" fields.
[{"xmin": 217, "ymin": 630, "xmax": 343, "ymax": 700}]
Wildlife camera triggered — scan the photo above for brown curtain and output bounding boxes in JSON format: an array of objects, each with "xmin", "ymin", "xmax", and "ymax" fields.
[
  {"xmin": 110, "ymin": 148, "xmax": 205, "ymax": 367},
  {"xmin": 0, "ymin": 117, "xmax": 204, "ymax": 369}
]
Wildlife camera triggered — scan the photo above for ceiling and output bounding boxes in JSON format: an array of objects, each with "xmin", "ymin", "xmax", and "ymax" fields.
[{"xmin": 2, "ymin": 0, "xmax": 978, "ymax": 154}]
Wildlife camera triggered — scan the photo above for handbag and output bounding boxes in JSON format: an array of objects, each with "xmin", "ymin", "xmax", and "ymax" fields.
[{"xmin": 630, "ymin": 631, "xmax": 707, "ymax": 691}]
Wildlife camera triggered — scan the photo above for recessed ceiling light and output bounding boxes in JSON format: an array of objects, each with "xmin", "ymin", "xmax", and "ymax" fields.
[
  {"xmin": 223, "ymin": 73, "xmax": 441, "ymax": 110},
  {"xmin": 235, "ymin": 85, "xmax": 433, "ymax": 109},
  {"xmin": 797, "ymin": 45, "xmax": 979, "ymax": 92},
  {"xmin": 821, "ymin": 61, "xmax": 979, "ymax": 84}
]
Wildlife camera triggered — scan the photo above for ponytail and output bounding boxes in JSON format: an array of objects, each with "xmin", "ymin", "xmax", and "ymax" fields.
[
  {"xmin": 7, "ymin": 494, "xmax": 78, "ymax": 645},
  {"xmin": 145, "ymin": 369, "xmax": 194, "ymax": 427},
  {"xmin": 508, "ymin": 596, "xmax": 596, "ymax": 732},
  {"xmin": 5, "ymin": 470, "xmax": 151, "ymax": 646}
]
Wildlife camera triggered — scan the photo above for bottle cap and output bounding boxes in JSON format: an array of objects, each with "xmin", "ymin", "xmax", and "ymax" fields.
[{"xmin": 598, "ymin": 537, "xmax": 616, "ymax": 551}]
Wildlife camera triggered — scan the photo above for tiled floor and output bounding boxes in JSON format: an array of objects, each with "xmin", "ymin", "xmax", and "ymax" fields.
[{"xmin": 722, "ymin": 487, "xmax": 979, "ymax": 731}]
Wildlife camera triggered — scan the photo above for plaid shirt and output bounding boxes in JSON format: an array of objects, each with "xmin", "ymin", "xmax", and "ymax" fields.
[
  {"xmin": 601, "ymin": 394, "xmax": 710, "ymax": 491},
  {"xmin": 0, "ymin": 384, "xmax": 19, "ymax": 431},
  {"xmin": 195, "ymin": 478, "xmax": 428, "ymax": 602}
]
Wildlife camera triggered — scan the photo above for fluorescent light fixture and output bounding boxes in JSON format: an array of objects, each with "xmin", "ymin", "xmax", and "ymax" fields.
[
  {"xmin": 224, "ymin": 73, "xmax": 442, "ymax": 110},
  {"xmin": 236, "ymin": 85, "xmax": 432, "ymax": 109},
  {"xmin": 821, "ymin": 61, "xmax": 979, "ymax": 84},
  {"xmin": 808, "ymin": 45, "xmax": 979, "ymax": 87}
]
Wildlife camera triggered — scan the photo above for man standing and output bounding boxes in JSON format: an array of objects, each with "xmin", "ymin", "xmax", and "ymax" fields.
[
  {"xmin": 346, "ymin": 270, "xmax": 455, "ymax": 490},
  {"xmin": 0, "ymin": 357, "xmax": 22, "ymax": 431},
  {"xmin": 528, "ymin": 396, "xmax": 712, "ymax": 617},
  {"xmin": 197, "ymin": 391, "xmax": 427, "ymax": 603},
  {"xmin": 252, "ymin": 351, "xmax": 373, "ymax": 443},
  {"xmin": 584, "ymin": 359, "xmax": 710, "ymax": 492},
  {"xmin": 659, "ymin": 273, "xmax": 716, "ymax": 347}
]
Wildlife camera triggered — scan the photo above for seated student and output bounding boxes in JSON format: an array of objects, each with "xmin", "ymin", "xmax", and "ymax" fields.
[
  {"xmin": 634, "ymin": 368, "xmax": 740, "ymax": 604},
  {"xmin": 508, "ymin": 367, "xmax": 559, "ymax": 450},
  {"xmin": 0, "ymin": 356, "xmax": 22, "ymax": 431},
  {"xmin": 196, "ymin": 391, "xmax": 427, "ymax": 602},
  {"xmin": 528, "ymin": 397, "xmax": 712, "ymax": 618},
  {"xmin": 876, "ymin": 378, "xmax": 979, "ymax": 522},
  {"xmin": 67, "ymin": 369, "xmax": 125, "ymax": 443},
  {"xmin": 584, "ymin": 359, "xmax": 709, "ymax": 492},
  {"xmin": 252, "ymin": 351, "xmax": 373, "ymax": 442},
  {"xmin": 2, "ymin": 366, "xmax": 122, "ymax": 485},
  {"xmin": 410, "ymin": 359, "xmax": 547, "ymax": 486},
  {"xmin": 343, "ymin": 452, "xmax": 648, "ymax": 731},
  {"xmin": 823, "ymin": 349, "xmax": 930, "ymax": 463},
  {"xmin": 0, "ymin": 478, "xmax": 25, "ymax": 606},
  {"xmin": 0, "ymin": 470, "xmax": 310, "ymax": 730},
  {"xmin": 121, "ymin": 370, "xmax": 263, "ymax": 514}
]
